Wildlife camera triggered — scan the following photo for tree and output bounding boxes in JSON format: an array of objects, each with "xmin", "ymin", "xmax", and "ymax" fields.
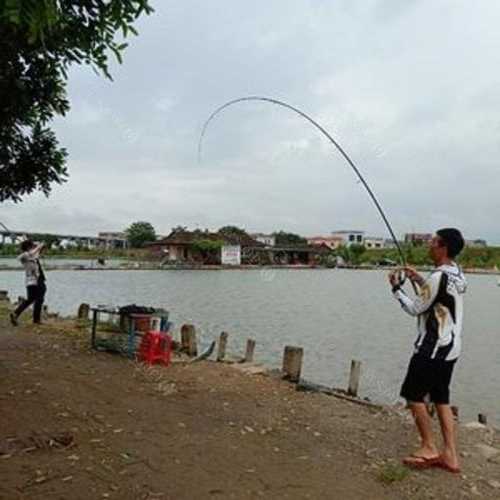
[
  {"xmin": 218, "ymin": 226, "xmax": 247, "ymax": 238},
  {"xmin": 273, "ymin": 231, "xmax": 308, "ymax": 247},
  {"xmin": 0, "ymin": 1, "xmax": 153, "ymax": 202},
  {"xmin": 348, "ymin": 244, "xmax": 366, "ymax": 265},
  {"xmin": 217, "ymin": 225, "xmax": 252, "ymax": 245},
  {"xmin": 126, "ymin": 221, "xmax": 156, "ymax": 248},
  {"xmin": 192, "ymin": 239, "xmax": 223, "ymax": 264},
  {"xmin": 336, "ymin": 244, "xmax": 366, "ymax": 265}
]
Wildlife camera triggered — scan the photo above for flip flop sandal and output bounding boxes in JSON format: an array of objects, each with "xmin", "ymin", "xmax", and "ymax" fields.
[
  {"xmin": 402, "ymin": 455, "xmax": 441, "ymax": 469},
  {"xmin": 434, "ymin": 460, "xmax": 461, "ymax": 474}
]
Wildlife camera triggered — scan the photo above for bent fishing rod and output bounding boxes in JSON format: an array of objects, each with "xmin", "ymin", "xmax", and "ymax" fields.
[{"xmin": 198, "ymin": 96, "xmax": 411, "ymax": 283}]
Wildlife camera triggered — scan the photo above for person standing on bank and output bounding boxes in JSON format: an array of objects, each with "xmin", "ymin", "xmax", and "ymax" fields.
[
  {"xmin": 10, "ymin": 240, "xmax": 47, "ymax": 326},
  {"xmin": 389, "ymin": 228, "xmax": 466, "ymax": 473}
]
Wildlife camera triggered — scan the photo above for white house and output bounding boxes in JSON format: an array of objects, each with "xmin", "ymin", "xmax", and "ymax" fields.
[
  {"xmin": 98, "ymin": 231, "xmax": 128, "ymax": 249},
  {"xmin": 364, "ymin": 236, "xmax": 384, "ymax": 249},
  {"xmin": 250, "ymin": 233, "xmax": 276, "ymax": 247},
  {"xmin": 465, "ymin": 239, "xmax": 487, "ymax": 248},
  {"xmin": 331, "ymin": 230, "xmax": 365, "ymax": 247},
  {"xmin": 59, "ymin": 238, "xmax": 79, "ymax": 249}
]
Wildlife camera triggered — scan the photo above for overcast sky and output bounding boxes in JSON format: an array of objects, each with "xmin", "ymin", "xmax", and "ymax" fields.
[{"xmin": 2, "ymin": 0, "xmax": 500, "ymax": 242}]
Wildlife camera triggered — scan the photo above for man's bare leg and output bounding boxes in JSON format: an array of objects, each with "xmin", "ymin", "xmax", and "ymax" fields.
[
  {"xmin": 406, "ymin": 402, "xmax": 439, "ymax": 460},
  {"xmin": 436, "ymin": 404, "xmax": 460, "ymax": 469}
]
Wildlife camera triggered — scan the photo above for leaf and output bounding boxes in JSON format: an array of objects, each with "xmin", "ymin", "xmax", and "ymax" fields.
[
  {"xmin": 0, "ymin": 0, "xmax": 153, "ymax": 201},
  {"xmin": 111, "ymin": 46, "xmax": 123, "ymax": 64}
]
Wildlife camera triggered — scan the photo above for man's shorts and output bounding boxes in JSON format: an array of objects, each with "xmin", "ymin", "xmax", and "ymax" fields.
[{"xmin": 400, "ymin": 354, "xmax": 457, "ymax": 405}]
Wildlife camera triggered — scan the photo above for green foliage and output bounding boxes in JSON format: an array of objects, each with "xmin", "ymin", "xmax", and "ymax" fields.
[
  {"xmin": 0, "ymin": 0, "xmax": 153, "ymax": 202},
  {"xmin": 333, "ymin": 244, "xmax": 366, "ymax": 265},
  {"xmin": 0, "ymin": 243, "xmax": 18, "ymax": 256},
  {"xmin": 458, "ymin": 246, "xmax": 500, "ymax": 268},
  {"xmin": 348, "ymin": 244, "xmax": 366, "ymax": 265},
  {"xmin": 273, "ymin": 231, "xmax": 308, "ymax": 247},
  {"xmin": 362, "ymin": 244, "xmax": 500, "ymax": 268},
  {"xmin": 377, "ymin": 463, "xmax": 409, "ymax": 484},
  {"xmin": 362, "ymin": 245, "xmax": 432, "ymax": 266},
  {"xmin": 126, "ymin": 221, "xmax": 156, "ymax": 248},
  {"xmin": 192, "ymin": 239, "xmax": 223, "ymax": 252},
  {"xmin": 191, "ymin": 238, "xmax": 224, "ymax": 264},
  {"xmin": 218, "ymin": 226, "xmax": 247, "ymax": 238},
  {"xmin": 75, "ymin": 317, "xmax": 92, "ymax": 330},
  {"xmin": 0, "ymin": 300, "xmax": 9, "ymax": 319}
]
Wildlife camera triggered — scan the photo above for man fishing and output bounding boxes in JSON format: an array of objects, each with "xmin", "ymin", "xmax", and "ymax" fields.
[
  {"xmin": 10, "ymin": 239, "xmax": 47, "ymax": 326},
  {"xmin": 389, "ymin": 228, "xmax": 466, "ymax": 473}
]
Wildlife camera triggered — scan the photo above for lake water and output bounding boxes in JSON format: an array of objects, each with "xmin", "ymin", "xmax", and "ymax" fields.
[{"xmin": 0, "ymin": 268, "xmax": 498, "ymax": 424}]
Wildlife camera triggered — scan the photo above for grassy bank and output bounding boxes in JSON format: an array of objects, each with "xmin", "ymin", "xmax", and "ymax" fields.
[{"xmin": 358, "ymin": 246, "xmax": 500, "ymax": 269}]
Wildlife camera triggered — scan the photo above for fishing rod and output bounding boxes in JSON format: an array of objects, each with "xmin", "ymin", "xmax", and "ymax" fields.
[{"xmin": 198, "ymin": 96, "xmax": 411, "ymax": 287}]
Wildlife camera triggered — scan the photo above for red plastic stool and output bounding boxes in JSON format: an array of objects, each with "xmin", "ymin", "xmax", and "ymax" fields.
[{"xmin": 138, "ymin": 331, "xmax": 172, "ymax": 366}]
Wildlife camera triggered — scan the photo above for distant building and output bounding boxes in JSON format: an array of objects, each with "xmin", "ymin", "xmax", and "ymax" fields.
[
  {"xmin": 465, "ymin": 239, "xmax": 487, "ymax": 248},
  {"xmin": 404, "ymin": 233, "xmax": 433, "ymax": 246},
  {"xmin": 331, "ymin": 230, "xmax": 365, "ymax": 247},
  {"xmin": 59, "ymin": 238, "xmax": 79, "ymax": 249},
  {"xmin": 307, "ymin": 235, "xmax": 343, "ymax": 250},
  {"xmin": 147, "ymin": 228, "xmax": 323, "ymax": 266},
  {"xmin": 251, "ymin": 233, "xmax": 276, "ymax": 247},
  {"xmin": 221, "ymin": 245, "xmax": 241, "ymax": 265},
  {"xmin": 364, "ymin": 236, "xmax": 384, "ymax": 249},
  {"xmin": 98, "ymin": 231, "xmax": 128, "ymax": 249},
  {"xmin": 384, "ymin": 239, "xmax": 398, "ymax": 249},
  {"xmin": 147, "ymin": 228, "xmax": 262, "ymax": 264}
]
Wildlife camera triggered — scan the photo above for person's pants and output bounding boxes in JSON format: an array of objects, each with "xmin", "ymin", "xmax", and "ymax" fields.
[{"xmin": 14, "ymin": 283, "xmax": 47, "ymax": 323}]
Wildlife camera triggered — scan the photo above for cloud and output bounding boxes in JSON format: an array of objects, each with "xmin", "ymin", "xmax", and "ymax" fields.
[{"xmin": 4, "ymin": 0, "xmax": 500, "ymax": 243}]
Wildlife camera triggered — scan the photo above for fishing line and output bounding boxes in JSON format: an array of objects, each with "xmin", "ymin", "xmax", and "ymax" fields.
[{"xmin": 198, "ymin": 96, "xmax": 408, "ymax": 278}]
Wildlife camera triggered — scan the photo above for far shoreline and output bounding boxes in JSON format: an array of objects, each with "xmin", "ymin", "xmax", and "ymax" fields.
[{"xmin": 0, "ymin": 259, "xmax": 499, "ymax": 276}]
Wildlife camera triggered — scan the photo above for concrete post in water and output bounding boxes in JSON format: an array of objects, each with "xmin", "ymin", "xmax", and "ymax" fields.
[
  {"xmin": 347, "ymin": 360, "xmax": 362, "ymax": 397},
  {"xmin": 77, "ymin": 303, "xmax": 90, "ymax": 320},
  {"xmin": 244, "ymin": 339, "xmax": 256, "ymax": 363},
  {"xmin": 282, "ymin": 346, "xmax": 303, "ymax": 382},
  {"xmin": 217, "ymin": 332, "xmax": 228, "ymax": 362},
  {"xmin": 180, "ymin": 324, "xmax": 189, "ymax": 351},
  {"xmin": 0, "ymin": 290, "xmax": 8, "ymax": 301},
  {"xmin": 478, "ymin": 413, "xmax": 488, "ymax": 425},
  {"xmin": 181, "ymin": 324, "xmax": 198, "ymax": 357}
]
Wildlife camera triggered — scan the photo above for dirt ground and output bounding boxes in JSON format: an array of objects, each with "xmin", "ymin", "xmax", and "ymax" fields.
[{"xmin": 1, "ymin": 302, "xmax": 499, "ymax": 500}]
